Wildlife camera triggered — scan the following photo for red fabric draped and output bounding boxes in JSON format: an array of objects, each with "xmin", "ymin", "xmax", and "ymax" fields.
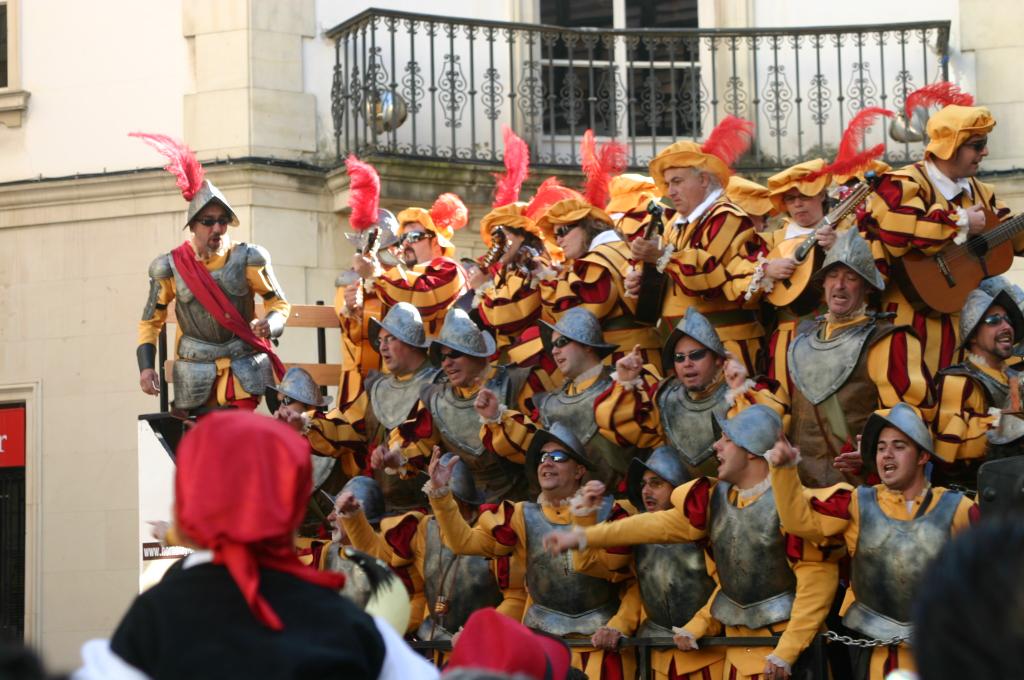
[
  {"xmin": 175, "ymin": 410, "xmax": 345, "ymax": 630},
  {"xmin": 171, "ymin": 241, "xmax": 286, "ymax": 380}
]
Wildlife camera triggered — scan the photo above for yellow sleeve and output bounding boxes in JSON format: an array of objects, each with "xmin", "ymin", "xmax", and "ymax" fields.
[
  {"xmin": 666, "ymin": 209, "xmax": 759, "ymax": 299},
  {"xmin": 429, "ymin": 491, "xmax": 514, "ymax": 558},
  {"xmin": 569, "ymin": 500, "xmax": 637, "ymax": 578},
  {"xmin": 769, "ymin": 465, "xmax": 854, "ymax": 544},
  {"xmin": 593, "ymin": 378, "xmax": 665, "ymax": 449},
  {"xmin": 605, "ymin": 580, "xmax": 643, "ymax": 635},
  {"xmin": 583, "ymin": 479, "xmax": 713, "ymax": 549},
  {"xmin": 680, "ymin": 566, "xmax": 723, "ymax": 640},
  {"xmin": 772, "ymin": 559, "xmax": 839, "ymax": 666},
  {"xmin": 137, "ymin": 278, "xmax": 176, "ymax": 346},
  {"xmin": 245, "ymin": 264, "xmax": 290, "ymax": 319},
  {"xmin": 339, "ymin": 510, "xmax": 402, "ymax": 565},
  {"xmin": 305, "ymin": 414, "xmax": 365, "ymax": 475},
  {"xmin": 481, "ymin": 409, "xmax": 537, "ymax": 464},
  {"xmin": 931, "ymin": 373, "xmax": 995, "ymax": 463}
]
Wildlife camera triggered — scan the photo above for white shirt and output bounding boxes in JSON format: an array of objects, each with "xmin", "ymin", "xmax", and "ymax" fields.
[
  {"xmin": 675, "ymin": 188, "xmax": 725, "ymax": 226},
  {"xmin": 924, "ymin": 159, "xmax": 974, "ymax": 201},
  {"xmin": 589, "ymin": 228, "xmax": 623, "ymax": 249}
]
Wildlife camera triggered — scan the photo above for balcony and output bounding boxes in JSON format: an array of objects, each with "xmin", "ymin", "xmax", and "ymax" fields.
[{"xmin": 326, "ymin": 9, "xmax": 950, "ymax": 175}]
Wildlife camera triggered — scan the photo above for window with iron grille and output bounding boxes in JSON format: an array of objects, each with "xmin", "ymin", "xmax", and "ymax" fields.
[
  {"xmin": 539, "ymin": 0, "xmax": 699, "ymax": 138},
  {"xmin": 0, "ymin": 3, "xmax": 8, "ymax": 89}
]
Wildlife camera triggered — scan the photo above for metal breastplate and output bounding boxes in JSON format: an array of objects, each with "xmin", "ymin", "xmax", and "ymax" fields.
[
  {"xmin": 520, "ymin": 499, "xmax": 620, "ymax": 636},
  {"xmin": 788, "ymin": 318, "xmax": 877, "ymax": 405},
  {"xmin": 170, "ymin": 244, "xmax": 254, "ymax": 345},
  {"xmin": 657, "ymin": 380, "xmax": 729, "ymax": 467},
  {"xmin": 323, "ymin": 544, "xmax": 373, "ymax": 610},
  {"xmin": 941, "ymin": 364, "xmax": 1024, "ymax": 448},
  {"xmin": 634, "ymin": 541, "xmax": 716, "ymax": 629},
  {"xmin": 419, "ymin": 518, "xmax": 502, "ymax": 640},
  {"xmin": 845, "ymin": 487, "xmax": 960, "ymax": 640},
  {"xmin": 709, "ymin": 482, "xmax": 796, "ymax": 629},
  {"xmin": 536, "ymin": 371, "xmax": 639, "ymax": 487},
  {"xmin": 367, "ymin": 364, "xmax": 440, "ymax": 434}
]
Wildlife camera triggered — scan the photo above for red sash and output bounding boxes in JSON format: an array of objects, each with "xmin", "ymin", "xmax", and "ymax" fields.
[{"xmin": 171, "ymin": 241, "xmax": 286, "ymax": 380}]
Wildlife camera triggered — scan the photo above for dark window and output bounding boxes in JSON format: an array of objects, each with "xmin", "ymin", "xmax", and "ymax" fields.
[
  {"xmin": 0, "ymin": 4, "xmax": 8, "ymax": 89},
  {"xmin": 538, "ymin": 0, "xmax": 702, "ymax": 138}
]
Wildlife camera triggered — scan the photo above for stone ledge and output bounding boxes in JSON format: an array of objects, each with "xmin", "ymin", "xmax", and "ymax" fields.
[{"xmin": 0, "ymin": 89, "xmax": 31, "ymax": 128}]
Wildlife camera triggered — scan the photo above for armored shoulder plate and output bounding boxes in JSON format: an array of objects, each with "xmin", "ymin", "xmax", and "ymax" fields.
[
  {"xmin": 788, "ymin": 317, "xmax": 896, "ymax": 405},
  {"xmin": 656, "ymin": 379, "xmax": 729, "ymax": 466},
  {"xmin": 369, "ymin": 364, "xmax": 441, "ymax": 431},
  {"xmin": 846, "ymin": 486, "xmax": 960, "ymax": 639},
  {"xmin": 148, "ymin": 254, "xmax": 173, "ymax": 280},
  {"xmin": 245, "ymin": 243, "xmax": 270, "ymax": 266}
]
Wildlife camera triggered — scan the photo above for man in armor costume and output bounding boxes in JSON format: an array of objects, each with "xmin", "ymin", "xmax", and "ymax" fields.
[
  {"xmin": 865, "ymin": 83, "xmax": 1017, "ymax": 376},
  {"xmin": 338, "ymin": 453, "xmax": 525, "ymax": 663},
  {"xmin": 381, "ymin": 307, "xmax": 533, "ymax": 504},
  {"xmin": 784, "ymin": 228, "xmax": 933, "ymax": 488},
  {"xmin": 478, "ymin": 307, "xmax": 643, "ymax": 493},
  {"xmin": 767, "ymin": 403, "xmax": 978, "ymax": 679},
  {"xmin": 629, "ymin": 116, "xmax": 768, "ymax": 375},
  {"xmin": 425, "ymin": 423, "xmax": 636, "ymax": 680},
  {"xmin": 134, "ymin": 134, "xmax": 289, "ymax": 412},
  {"xmin": 571, "ymin": 447, "xmax": 726, "ymax": 680},
  {"xmin": 351, "ymin": 191, "xmax": 469, "ymax": 337},
  {"xmin": 545, "ymin": 405, "xmax": 839, "ymax": 680},
  {"xmin": 595, "ymin": 308, "xmax": 786, "ymax": 479},
  {"xmin": 310, "ymin": 302, "xmax": 439, "ymax": 513},
  {"xmin": 932, "ymin": 286, "xmax": 1024, "ymax": 490}
]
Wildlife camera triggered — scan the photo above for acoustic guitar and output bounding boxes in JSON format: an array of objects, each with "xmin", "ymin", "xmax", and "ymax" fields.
[
  {"xmin": 766, "ymin": 172, "xmax": 882, "ymax": 308},
  {"xmin": 898, "ymin": 208, "xmax": 1023, "ymax": 314}
]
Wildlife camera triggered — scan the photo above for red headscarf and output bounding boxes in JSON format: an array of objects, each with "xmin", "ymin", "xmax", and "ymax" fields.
[{"xmin": 174, "ymin": 410, "xmax": 345, "ymax": 630}]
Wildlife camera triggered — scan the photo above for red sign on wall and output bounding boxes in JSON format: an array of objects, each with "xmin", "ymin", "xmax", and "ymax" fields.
[{"xmin": 0, "ymin": 404, "xmax": 26, "ymax": 468}]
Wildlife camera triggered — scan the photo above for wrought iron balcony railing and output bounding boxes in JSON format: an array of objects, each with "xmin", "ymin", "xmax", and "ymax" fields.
[{"xmin": 327, "ymin": 9, "xmax": 950, "ymax": 173}]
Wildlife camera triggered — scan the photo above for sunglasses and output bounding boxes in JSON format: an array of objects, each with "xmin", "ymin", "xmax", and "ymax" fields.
[
  {"xmin": 982, "ymin": 313, "xmax": 1014, "ymax": 327},
  {"xmin": 673, "ymin": 348, "xmax": 710, "ymax": 364},
  {"xmin": 963, "ymin": 138, "xmax": 988, "ymax": 152},
  {"xmin": 280, "ymin": 396, "xmax": 296, "ymax": 406},
  {"xmin": 195, "ymin": 216, "xmax": 231, "ymax": 227},
  {"xmin": 554, "ymin": 224, "xmax": 579, "ymax": 239},
  {"xmin": 401, "ymin": 231, "xmax": 434, "ymax": 245},
  {"xmin": 539, "ymin": 450, "xmax": 571, "ymax": 464},
  {"xmin": 440, "ymin": 349, "xmax": 466, "ymax": 361},
  {"xmin": 552, "ymin": 336, "xmax": 575, "ymax": 349}
]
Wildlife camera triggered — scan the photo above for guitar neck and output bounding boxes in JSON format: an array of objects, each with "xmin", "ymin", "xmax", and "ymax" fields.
[
  {"xmin": 792, "ymin": 179, "xmax": 876, "ymax": 261},
  {"xmin": 976, "ymin": 211, "xmax": 1024, "ymax": 249}
]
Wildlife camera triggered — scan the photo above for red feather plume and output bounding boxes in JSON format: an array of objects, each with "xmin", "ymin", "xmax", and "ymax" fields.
[
  {"xmin": 811, "ymin": 107, "xmax": 894, "ymax": 180},
  {"xmin": 904, "ymin": 82, "xmax": 974, "ymax": 117},
  {"xmin": 524, "ymin": 177, "xmax": 585, "ymax": 221},
  {"xmin": 129, "ymin": 132, "xmax": 206, "ymax": 201},
  {"xmin": 345, "ymin": 155, "xmax": 381, "ymax": 232},
  {"xmin": 580, "ymin": 129, "xmax": 627, "ymax": 208},
  {"xmin": 430, "ymin": 193, "xmax": 469, "ymax": 232},
  {"xmin": 493, "ymin": 126, "xmax": 531, "ymax": 208},
  {"xmin": 700, "ymin": 116, "xmax": 754, "ymax": 167}
]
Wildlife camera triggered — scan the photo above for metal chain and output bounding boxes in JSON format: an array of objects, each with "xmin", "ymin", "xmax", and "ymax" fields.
[{"xmin": 823, "ymin": 630, "xmax": 908, "ymax": 648}]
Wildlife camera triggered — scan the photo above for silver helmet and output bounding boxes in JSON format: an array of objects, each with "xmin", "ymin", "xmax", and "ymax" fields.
[
  {"xmin": 662, "ymin": 308, "xmax": 728, "ymax": 370},
  {"xmin": 344, "ymin": 209, "xmax": 401, "ymax": 252},
  {"xmin": 626, "ymin": 446, "xmax": 689, "ymax": 512},
  {"xmin": 539, "ymin": 307, "xmax": 618, "ymax": 359},
  {"xmin": 525, "ymin": 422, "xmax": 594, "ymax": 489},
  {"xmin": 713, "ymin": 404, "xmax": 783, "ymax": 458},
  {"xmin": 429, "ymin": 308, "xmax": 496, "ymax": 365},
  {"xmin": 440, "ymin": 452, "xmax": 487, "ymax": 505},
  {"xmin": 368, "ymin": 301, "xmax": 429, "ymax": 350},
  {"xmin": 958, "ymin": 288, "xmax": 1024, "ymax": 351},
  {"xmin": 339, "ymin": 475, "xmax": 385, "ymax": 525},
  {"xmin": 860, "ymin": 403, "xmax": 934, "ymax": 463},
  {"xmin": 185, "ymin": 180, "xmax": 240, "ymax": 228},
  {"xmin": 812, "ymin": 227, "xmax": 884, "ymax": 292},
  {"xmin": 267, "ymin": 367, "xmax": 331, "ymax": 409}
]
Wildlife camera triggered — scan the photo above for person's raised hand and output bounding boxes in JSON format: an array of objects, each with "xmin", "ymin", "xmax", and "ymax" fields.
[
  {"xmin": 615, "ymin": 345, "xmax": 644, "ymax": 384},
  {"xmin": 427, "ymin": 445, "xmax": 458, "ymax": 489}
]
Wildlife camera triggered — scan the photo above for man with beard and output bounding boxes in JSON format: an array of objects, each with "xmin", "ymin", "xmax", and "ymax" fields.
[
  {"xmin": 308, "ymin": 303, "xmax": 439, "ymax": 513},
  {"xmin": 379, "ymin": 307, "xmax": 533, "ymax": 503},
  {"xmin": 338, "ymin": 453, "xmax": 525, "ymax": 661},
  {"xmin": 425, "ymin": 424, "xmax": 636, "ymax": 680},
  {"xmin": 784, "ymin": 228, "xmax": 932, "ymax": 487},
  {"xmin": 570, "ymin": 448, "xmax": 726, "ymax": 680},
  {"xmin": 477, "ymin": 307, "xmax": 644, "ymax": 493},
  {"xmin": 629, "ymin": 117, "xmax": 767, "ymax": 375},
  {"xmin": 767, "ymin": 403, "xmax": 978, "ymax": 679},
  {"xmin": 544, "ymin": 406, "xmax": 839, "ymax": 680},
  {"xmin": 134, "ymin": 134, "xmax": 289, "ymax": 412},
  {"xmin": 932, "ymin": 287, "xmax": 1024, "ymax": 490},
  {"xmin": 595, "ymin": 308, "xmax": 786, "ymax": 479},
  {"xmin": 351, "ymin": 193, "xmax": 469, "ymax": 337}
]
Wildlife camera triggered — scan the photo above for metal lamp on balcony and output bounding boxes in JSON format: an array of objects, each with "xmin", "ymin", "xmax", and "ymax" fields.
[{"xmin": 365, "ymin": 91, "xmax": 409, "ymax": 134}]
